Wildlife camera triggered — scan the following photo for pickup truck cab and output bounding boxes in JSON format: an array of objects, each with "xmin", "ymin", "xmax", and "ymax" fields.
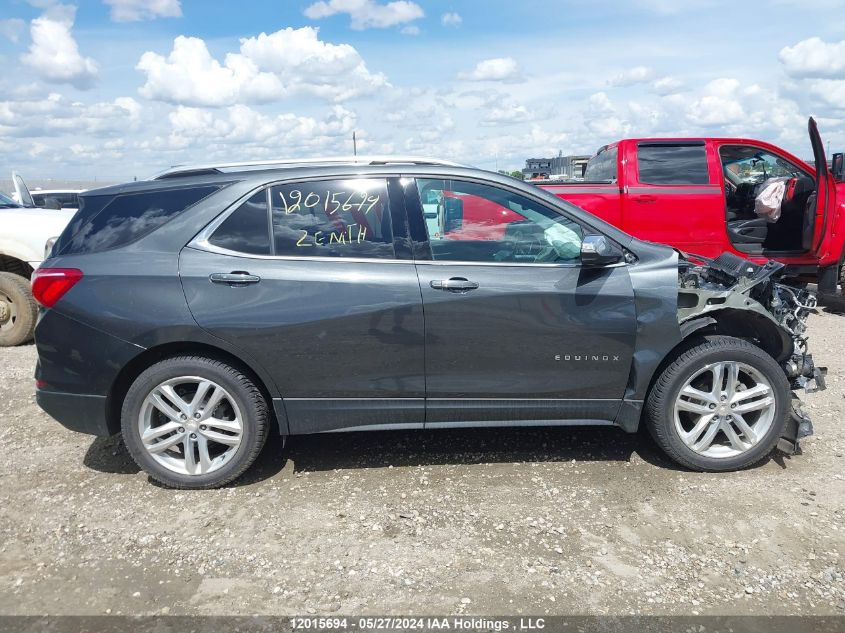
[{"xmin": 538, "ymin": 118, "xmax": 845, "ymax": 295}]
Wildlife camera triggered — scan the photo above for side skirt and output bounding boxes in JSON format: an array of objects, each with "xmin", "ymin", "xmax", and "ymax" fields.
[{"xmin": 281, "ymin": 397, "xmax": 637, "ymax": 434}]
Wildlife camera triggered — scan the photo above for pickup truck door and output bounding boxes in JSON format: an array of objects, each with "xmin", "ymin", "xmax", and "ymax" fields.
[
  {"xmin": 807, "ymin": 117, "xmax": 834, "ymax": 256},
  {"xmin": 624, "ymin": 141, "xmax": 725, "ymax": 258}
]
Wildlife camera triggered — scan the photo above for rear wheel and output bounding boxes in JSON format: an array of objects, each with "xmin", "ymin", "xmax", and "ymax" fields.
[
  {"xmin": 121, "ymin": 356, "xmax": 269, "ymax": 489},
  {"xmin": 646, "ymin": 336, "xmax": 791, "ymax": 471},
  {"xmin": 0, "ymin": 272, "xmax": 37, "ymax": 347}
]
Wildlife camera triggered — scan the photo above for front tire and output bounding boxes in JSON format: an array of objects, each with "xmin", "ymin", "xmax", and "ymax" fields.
[
  {"xmin": 121, "ymin": 356, "xmax": 269, "ymax": 489},
  {"xmin": 646, "ymin": 336, "xmax": 791, "ymax": 472},
  {"xmin": 0, "ymin": 272, "xmax": 37, "ymax": 347}
]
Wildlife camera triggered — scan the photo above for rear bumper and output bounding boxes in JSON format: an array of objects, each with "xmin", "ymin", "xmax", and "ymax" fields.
[
  {"xmin": 34, "ymin": 308, "xmax": 144, "ymax": 436},
  {"xmin": 36, "ymin": 389, "xmax": 112, "ymax": 436}
]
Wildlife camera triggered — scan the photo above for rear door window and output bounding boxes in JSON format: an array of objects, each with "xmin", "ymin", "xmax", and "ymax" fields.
[
  {"xmin": 637, "ymin": 143, "xmax": 710, "ymax": 185},
  {"xmin": 56, "ymin": 185, "xmax": 222, "ymax": 255},
  {"xmin": 270, "ymin": 179, "xmax": 394, "ymax": 259}
]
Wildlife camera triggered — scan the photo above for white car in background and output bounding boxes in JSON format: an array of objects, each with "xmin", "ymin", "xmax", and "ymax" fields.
[{"xmin": 0, "ymin": 173, "xmax": 77, "ymax": 346}]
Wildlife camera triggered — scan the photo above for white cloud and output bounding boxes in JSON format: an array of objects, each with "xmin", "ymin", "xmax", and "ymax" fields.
[
  {"xmin": 239, "ymin": 28, "xmax": 389, "ymax": 99},
  {"xmin": 136, "ymin": 27, "xmax": 389, "ymax": 107},
  {"xmin": 0, "ymin": 18, "xmax": 25, "ymax": 42},
  {"xmin": 588, "ymin": 92, "xmax": 615, "ymax": 114},
  {"xmin": 459, "ymin": 57, "xmax": 521, "ymax": 82},
  {"xmin": 163, "ymin": 104, "xmax": 357, "ymax": 152},
  {"xmin": 0, "ymin": 92, "xmax": 141, "ymax": 138},
  {"xmin": 481, "ymin": 102, "xmax": 534, "ymax": 126},
  {"xmin": 651, "ymin": 76, "xmax": 685, "ymax": 95},
  {"xmin": 703, "ymin": 77, "xmax": 741, "ymax": 97},
  {"xmin": 803, "ymin": 79, "xmax": 845, "ymax": 113},
  {"xmin": 686, "ymin": 95, "xmax": 745, "ymax": 126},
  {"xmin": 441, "ymin": 12, "xmax": 462, "ymax": 26},
  {"xmin": 303, "ymin": 0, "xmax": 423, "ymax": 29},
  {"xmin": 779, "ymin": 37, "xmax": 845, "ymax": 78},
  {"xmin": 21, "ymin": 5, "xmax": 98, "ymax": 89},
  {"xmin": 103, "ymin": 0, "xmax": 182, "ymax": 22},
  {"xmin": 608, "ymin": 66, "xmax": 655, "ymax": 87},
  {"xmin": 137, "ymin": 36, "xmax": 282, "ymax": 107},
  {"xmin": 400, "ymin": 25, "xmax": 420, "ymax": 35}
]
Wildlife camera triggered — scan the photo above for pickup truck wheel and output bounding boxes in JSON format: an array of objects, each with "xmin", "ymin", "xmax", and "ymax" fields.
[
  {"xmin": 0, "ymin": 272, "xmax": 37, "ymax": 347},
  {"xmin": 121, "ymin": 356, "xmax": 269, "ymax": 489},
  {"xmin": 646, "ymin": 336, "xmax": 791, "ymax": 472}
]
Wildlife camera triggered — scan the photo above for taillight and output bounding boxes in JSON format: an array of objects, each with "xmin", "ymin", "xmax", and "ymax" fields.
[{"xmin": 31, "ymin": 268, "xmax": 83, "ymax": 308}]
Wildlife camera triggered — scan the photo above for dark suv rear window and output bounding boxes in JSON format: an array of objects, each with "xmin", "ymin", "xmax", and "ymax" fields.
[{"xmin": 55, "ymin": 185, "xmax": 222, "ymax": 255}]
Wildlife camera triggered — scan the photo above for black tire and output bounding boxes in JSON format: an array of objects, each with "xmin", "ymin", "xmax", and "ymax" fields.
[
  {"xmin": 121, "ymin": 356, "xmax": 269, "ymax": 489},
  {"xmin": 0, "ymin": 272, "xmax": 37, "ymax": 347},
  {"xmin": 646, "ymin": 335, "xmax": 791, "ymax": 472}
]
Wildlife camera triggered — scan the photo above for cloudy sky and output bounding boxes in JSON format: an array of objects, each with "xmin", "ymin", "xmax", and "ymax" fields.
[{"xmin": 1, "ymin": 0, "xmax": 844, "ymax": 181}]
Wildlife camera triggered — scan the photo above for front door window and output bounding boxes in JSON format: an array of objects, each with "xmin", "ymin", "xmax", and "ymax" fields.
[{"xmin": 416, "ymin": 178, "xmax": 583, "ymax": 264}]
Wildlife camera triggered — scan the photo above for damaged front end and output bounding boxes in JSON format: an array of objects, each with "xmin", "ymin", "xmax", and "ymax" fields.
[{"xmin": 676, "ymin": 251, "xmax": 826, "ymax": 454}]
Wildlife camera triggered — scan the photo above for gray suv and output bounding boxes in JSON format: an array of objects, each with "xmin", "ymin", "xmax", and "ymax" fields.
[{"xmin": 33, "ymin": 158, "xmax": 824, "ymax": 488}]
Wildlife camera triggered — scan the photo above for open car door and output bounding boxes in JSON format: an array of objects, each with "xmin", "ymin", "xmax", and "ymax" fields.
[
  {"xmin": 805, "ymin": 117, "xmax": 833, "ymax": 254},
  {"xmin": 11, "ymin": 171, "xmax": 34, "ymax": 208}
]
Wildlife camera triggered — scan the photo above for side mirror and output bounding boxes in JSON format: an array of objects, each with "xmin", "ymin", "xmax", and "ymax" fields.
[
  {"xmin": 581, "ymin": 234, "xmax": 623, "ymax": 267},
  {"xmin": 43, "ymin": 197, "xmax": 62, "ymax": 210},
  {"xmin": 832, "ymin": 152, "xmax": 844, "ymax": 181}
]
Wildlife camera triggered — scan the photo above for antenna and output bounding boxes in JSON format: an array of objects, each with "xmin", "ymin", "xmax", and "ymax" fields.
[{"xmin": 353, "ymin": 131, "xmax": 357, "ymax": 157}]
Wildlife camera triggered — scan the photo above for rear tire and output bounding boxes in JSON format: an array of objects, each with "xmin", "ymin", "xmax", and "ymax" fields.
[
  {"xmin": 121, "ymin": 356, "xmax": 269, "ymax": 489},
  {"xmin": 646, "ymin": 336, "xmax": 791, "ymax": 472},
  {"xmin": 0, "ymin": 272, "xmax": 37, "ymax": 347}
]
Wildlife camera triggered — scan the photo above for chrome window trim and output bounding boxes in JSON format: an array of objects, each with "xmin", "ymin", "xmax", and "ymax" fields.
[
  {"xmin": 189, "ymin": 172, "xmax": 629, "ymax": 270},
  {"xmin": 188, "ymin": 241, "xmax": 412, "ymax": 265},
  {"xmin": 188, "ymin": 240, "xmax": 626, "ymax": 269}
]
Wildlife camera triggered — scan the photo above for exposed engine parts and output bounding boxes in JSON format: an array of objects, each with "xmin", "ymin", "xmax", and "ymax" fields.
[{"xmin": 675, "ymin": 250, "xmax": 826, "ymax": 453}]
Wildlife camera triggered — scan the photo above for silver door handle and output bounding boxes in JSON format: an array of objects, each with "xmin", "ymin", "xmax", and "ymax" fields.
[
  {"xmin": 430, "ymin": 278, "xmax": 479, "ymax": 292},
  {"xmin": 209, "ymin": 272, "xmax": 261, "ymax": 286}
]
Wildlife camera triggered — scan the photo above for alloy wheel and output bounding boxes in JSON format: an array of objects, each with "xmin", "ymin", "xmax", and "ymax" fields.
[
  {"xmin": 138, "ymin": 376, "xmax": 243, "ymax": 476},
  {"xmin": 673, "ymin": 361, "xmax": 776, "ymax": 458}
]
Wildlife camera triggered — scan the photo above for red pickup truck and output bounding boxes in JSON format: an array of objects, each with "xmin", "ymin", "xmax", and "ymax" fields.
[{"xmin": 538, "ymin": 118, "xmax": 845, "ymax": 296}]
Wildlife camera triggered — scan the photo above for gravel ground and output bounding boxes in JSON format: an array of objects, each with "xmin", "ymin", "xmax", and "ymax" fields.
[{"xmin": 0, "ymin": 311, "xmax": 843, "ymax": 617}]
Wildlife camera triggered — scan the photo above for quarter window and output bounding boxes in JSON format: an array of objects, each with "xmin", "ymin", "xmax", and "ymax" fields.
[
  {"xmin": 271, "ymin": 179, "xmax": 394, "ymax": 259},
  {"xmin": 208, "ymin": 191, "xmax": 271, "ymax": 255},
  {"xmin": 637, "ymin": 143, "xmax": 710, "ymax": 185},
  {"xmin": 416, "ymin": 179, "xmax": 584, "ymax": 264}
]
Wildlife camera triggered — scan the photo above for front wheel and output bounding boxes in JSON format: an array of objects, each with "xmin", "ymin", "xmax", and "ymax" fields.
[
  {"xmin": 121, "ymin": 356, "xmax": 269, "ymax": 489},
  {"xmin": 646, "ymin": 336, "xmax": 791, "ymax": 472}
]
